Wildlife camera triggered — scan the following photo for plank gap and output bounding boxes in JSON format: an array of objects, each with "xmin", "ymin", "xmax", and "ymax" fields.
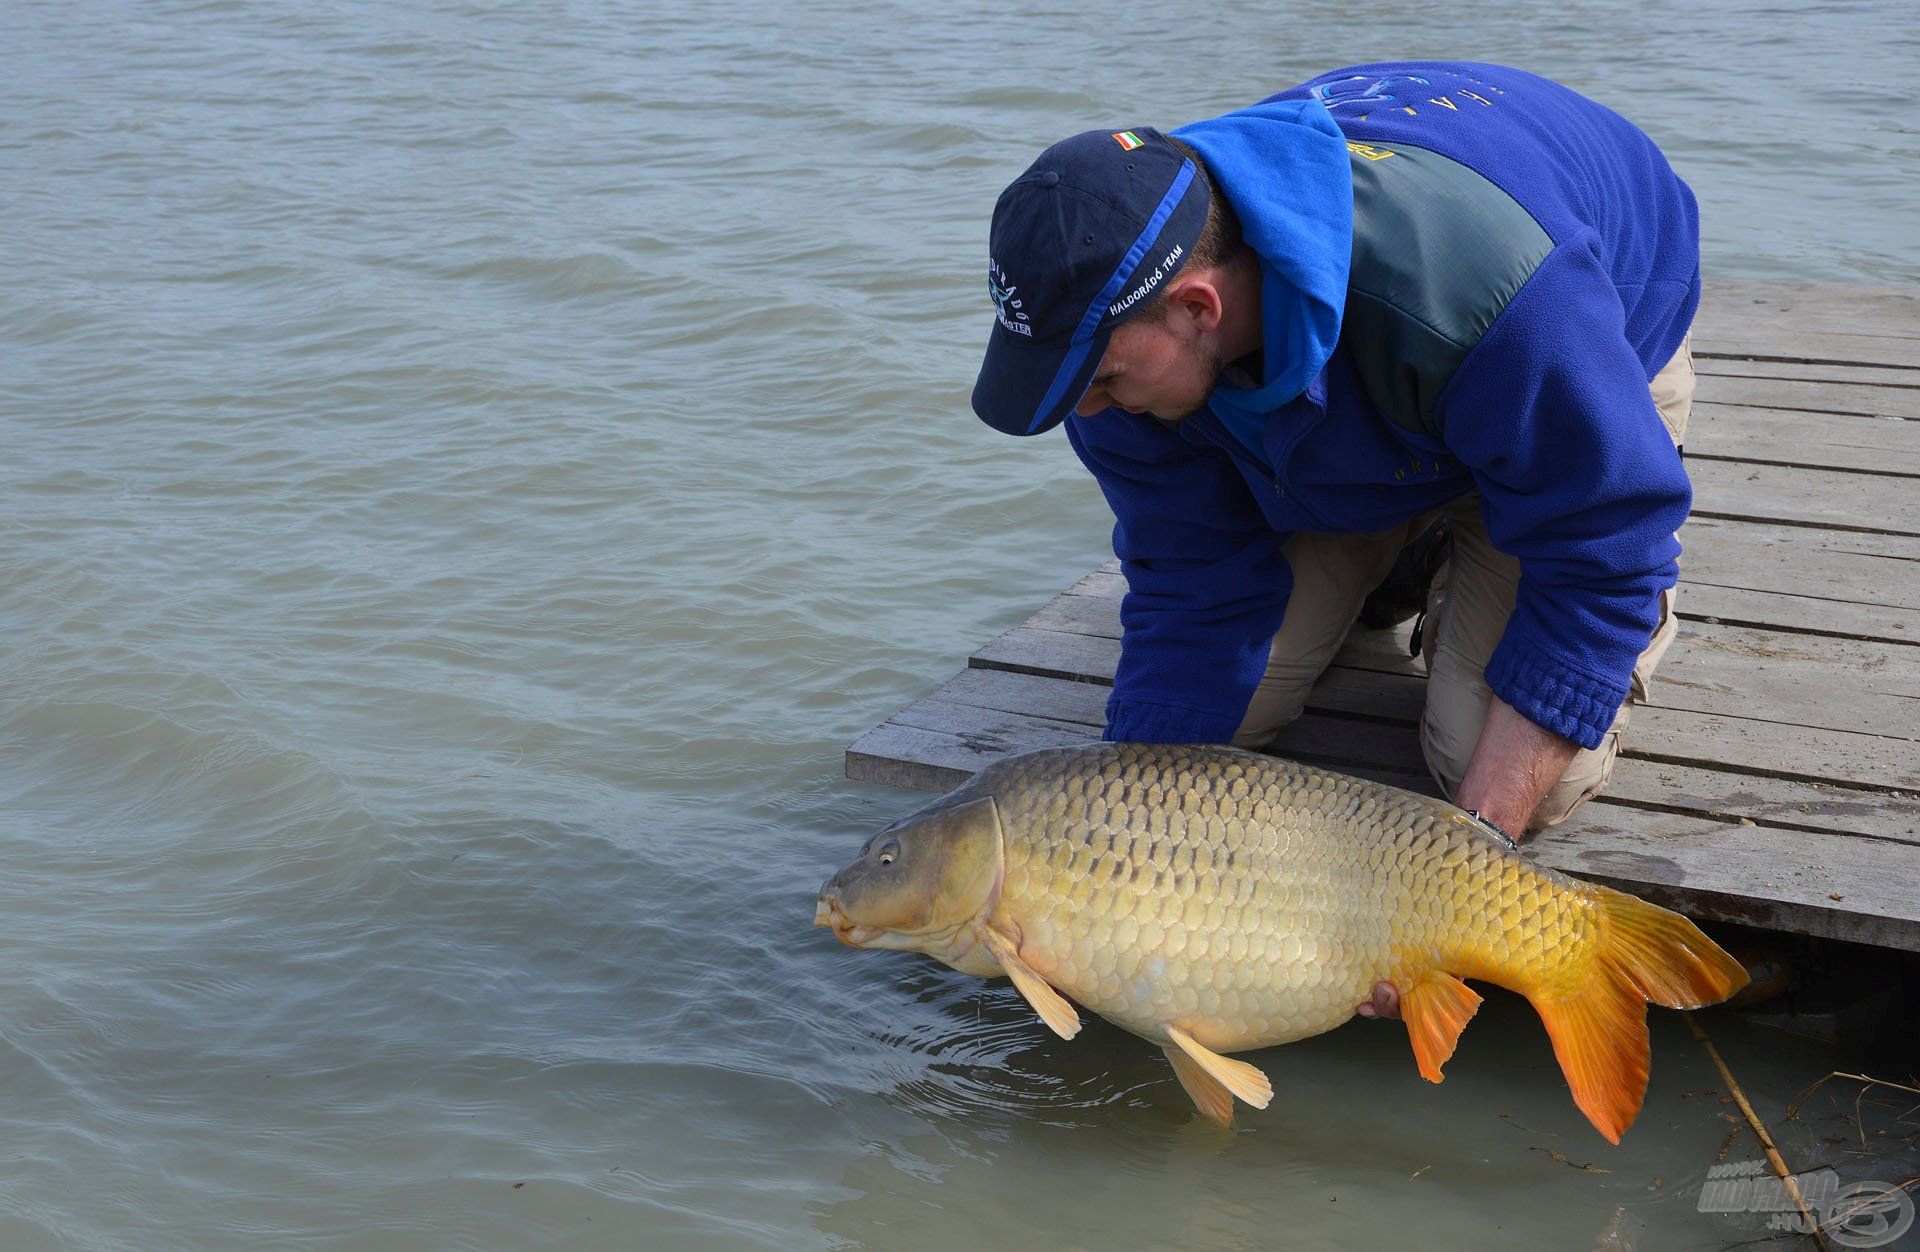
[
  {"xmin": 1620, "ymin": 746, "xmax": 1920, "ymax": 799},
  {"xmin": 1675, "ymin": 609, "xmax": 1918, "ymax": 649},
  {"xmin": 1684, "ymin": 452, "xmax": 1920, "ymax": 480},
  {"xmin": 1689, "ymin": 510, "xmax": 1920, "ymax": 539}
]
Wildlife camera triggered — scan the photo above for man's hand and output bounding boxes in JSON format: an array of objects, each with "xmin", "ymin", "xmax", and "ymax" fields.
[
  {"xmin": 1355, "ymin": 980, "xmax": 1401, "ymax": 1021},
  {"xmin": 1451, "ymin": 696, "xmax": 1581, "ymax": 836}
]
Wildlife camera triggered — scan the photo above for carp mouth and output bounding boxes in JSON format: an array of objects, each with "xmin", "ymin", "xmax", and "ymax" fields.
[{"xmin": 813, "ymin": 893, "xmax": 882, "ymax": 948}]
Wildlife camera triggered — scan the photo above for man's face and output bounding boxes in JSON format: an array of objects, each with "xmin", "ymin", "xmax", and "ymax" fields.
[{"xmin": 1073, "ymin": 308, "xmax": 1226, "ymax": 423}]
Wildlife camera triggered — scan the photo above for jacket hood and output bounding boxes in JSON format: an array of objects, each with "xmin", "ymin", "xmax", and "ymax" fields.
[{"xmin": 1173, "ymin": 98, "xmax": 1353, "ymax": 419}]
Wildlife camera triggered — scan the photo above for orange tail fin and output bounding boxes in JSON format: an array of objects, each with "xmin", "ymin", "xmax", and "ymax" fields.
[{"xmin": 1528, "ymin": 884, "xmax": 1750, "ymax": 1144}]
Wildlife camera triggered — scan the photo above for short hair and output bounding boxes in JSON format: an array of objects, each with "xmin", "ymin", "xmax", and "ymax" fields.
[{"xmin": 1129, "ymin": 136, "xmax": 1252, "ymax": 323}]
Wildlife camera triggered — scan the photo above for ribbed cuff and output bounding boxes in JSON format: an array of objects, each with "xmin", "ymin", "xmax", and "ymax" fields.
[
  {"xmin": 1482, "ymin": 634, "xmax": 1627, "ymax": 751},
  {"xmin": 1103, "ymin": 697, "xmax": 1244, "ymax": 745}
]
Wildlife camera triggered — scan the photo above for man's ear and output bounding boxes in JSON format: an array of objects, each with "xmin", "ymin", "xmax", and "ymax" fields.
[{"xmin": 1166, "ymin": 273, "xmax": 1224, "ymax": 336}]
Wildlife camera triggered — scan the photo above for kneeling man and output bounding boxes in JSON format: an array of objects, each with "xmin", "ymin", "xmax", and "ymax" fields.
[{"xmin": 971, "ymin": 62, "xmax": 1697, "ymax": 847}]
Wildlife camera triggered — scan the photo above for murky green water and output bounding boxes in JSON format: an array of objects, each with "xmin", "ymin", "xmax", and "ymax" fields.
[{"xmin": 1, "ymin": 2, "xmax": 1915, "ymax": 1248}]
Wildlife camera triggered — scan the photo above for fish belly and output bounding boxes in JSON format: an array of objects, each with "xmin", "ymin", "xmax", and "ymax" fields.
[{"xmin": 985, "ymin": 744, "xmax": 1589, "ymax": 1054}]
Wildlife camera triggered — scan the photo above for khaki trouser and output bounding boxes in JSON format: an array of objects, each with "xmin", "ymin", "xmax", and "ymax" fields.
[{"xmin": 1232, "ymin": 336, "xmax": 1695, "ymax": 830}]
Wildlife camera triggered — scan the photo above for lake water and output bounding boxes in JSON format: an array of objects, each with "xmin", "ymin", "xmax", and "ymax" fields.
[{"xmin": 2, "ymin": 2, "xmax": 1916, "ymax": 1249}]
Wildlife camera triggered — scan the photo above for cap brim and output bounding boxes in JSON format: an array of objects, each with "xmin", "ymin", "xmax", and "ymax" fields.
[{"xmin": 971, "ymin": 322, "xmax": 1110, "ymax": 437}]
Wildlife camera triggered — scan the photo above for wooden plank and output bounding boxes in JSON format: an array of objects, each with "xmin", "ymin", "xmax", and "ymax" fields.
[
  {"xmin": 1604, "ymin": 758, "xmax": 1920, "ymax": 845},
  {"xmin": 1693, "ymin": 333, "xmax": 1920, "ymax": 372},
  {"xmin": 1298, "ymin": 635, "xmax": 1920, "ymax": 797},
  {"xmin": 853, "ymin": 698, "xmax": 1436, "ymax": 796},
  {"xmin": 1699, "ymin": 280, "xmax": 1920, "ymax": 340},
  {"xmin": 1689, "ymin": 282, "xmax": 1920, "ymax": 370},
  {"xmin": 1327, "ymin": 619, "xmax": 1920, "ymax": 741},
  {"xmin": 933, "ymin": 663, "xmax": 1107, "ymax": 725},
  {"xmin": 971, "ymin": 618, "xmax": 1920, "ymax": 795},
  {"xmin": 1695, "ymin": 357, "xmax": 1920, "ymax": 390},
  {"xmin": 847, "ymin": 685, "xmax": 1920, "ymax": 951},
  {"xmin": 1692, "ymin": 374, "xmax": 1920, "ymax": 420},
  {"xmin": 1042, "ymin": 561, "xmax": 1920, "ymax": 665},
  {"xmin": 1676, "ymin": 517, "xmax": 1920, "ymax": 611},
  {"xmin": 849, "ymin": 699, "xmax": 1096, "ymax": 792},
  {"xmin": 1695, "ymin": 403, "xmax": 1920, "ymax": 456},
  {"xmin": 1530, "ymin": 807, "xmax": 1920, "ymax": 953},
  {"xmin": 1298, "ymin": 662, "xmax": 1920, "ymax": 807},
  {"xmin": 1686, "ymin": 404, "xmax": 1920, "ymax": 477},
  {"xmin": 1680, "ymin": 582, "xmax": 1918, "ymax": 648},
  {"xmin": 859, "ymin": 663, "xmax": 1920, "ymax": 846},
  {"xmin": 1076, "ymin": 516, "xmax": 1920, "ymax": 621},
  {"xmin": 1688, "ymin": 459, "xmax": 1920, "ymax": 535}
]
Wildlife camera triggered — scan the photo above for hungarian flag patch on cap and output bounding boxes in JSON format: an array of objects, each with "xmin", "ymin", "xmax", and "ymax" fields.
[{"xmin": 1112, "ymin": 131, "xmax": 1144, "ymax": 151}]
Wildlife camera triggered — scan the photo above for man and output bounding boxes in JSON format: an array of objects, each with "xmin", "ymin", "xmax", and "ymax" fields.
[{"xmin": 970, "ymin": 63, "xmax": 1697, "ymax": 866}]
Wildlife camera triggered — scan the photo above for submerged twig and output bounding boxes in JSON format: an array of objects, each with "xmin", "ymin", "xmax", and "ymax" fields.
[
  {"xmin": 1716, "ymin": 1123, "xmax": 1747, "ymax": 1162},
  {"xmin": 1686, "ymin": 1014, "xmax": 1830, "ymax": 1252},
  {"xmin": 1787, "ymin": 1071, "xmax": 1920, "ymax": 1122},
  {"xmin": 1497, "ymin": 1112, "xmax": 1558, "ymax": 1138},
  {"xmin": 1530, "ymin": 1146, "xmax": 1609, "ymax": 1174}
]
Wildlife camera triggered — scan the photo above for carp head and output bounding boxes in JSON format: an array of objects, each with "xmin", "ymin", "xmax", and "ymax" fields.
[{"xmin": 814, "ymin": 793, "xmax": 1004, "ymax": 972}]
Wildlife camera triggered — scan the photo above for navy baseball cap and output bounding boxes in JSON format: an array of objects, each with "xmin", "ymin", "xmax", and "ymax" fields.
[{"xmin": 971, "ymin": 127, "xmax": 1209, "ymax": 437}]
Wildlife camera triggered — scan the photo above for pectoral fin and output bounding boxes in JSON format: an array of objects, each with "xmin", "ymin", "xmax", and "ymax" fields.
[
  {"xmin": 980, "ymin": 928, "xmax": 1081, "ymax": 1040},
  {"xmin": 1401, "ymin": 970, "xmax": 1483, "ymax": 1083},
  {"xmin": 1163, "ymin": 1044, "xmax": 1236, "ymax": 1126},
  {"xmin": 1166, "ymin": 1025, "xmax": 1271, "ymax": 1110}
]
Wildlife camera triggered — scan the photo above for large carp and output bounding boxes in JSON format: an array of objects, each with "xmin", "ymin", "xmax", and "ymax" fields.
[{"xmin": 815, "ymin": 743, "xmax": 1747, "ymax": 1142}]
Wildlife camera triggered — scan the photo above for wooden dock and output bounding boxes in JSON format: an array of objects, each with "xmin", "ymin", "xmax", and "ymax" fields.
[{"xmin": 849, "ymin": 280, "xmax": 1920, "ymax": 953}]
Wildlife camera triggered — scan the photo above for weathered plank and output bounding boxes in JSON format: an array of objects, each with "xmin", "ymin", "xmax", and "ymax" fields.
[
  {"xmin": 1676, "ymin": 517, "xmax": 1920, "ymax": 612},
  {"xmin": 1693, "ymin": 282, "xmax": 1920, "ymax": 369},
  {"xmin": 1695, "ymin": 357, "xmax": 1920, "ymax": 390},
  {"xmin": 850, "ymin": 698, "xmax": 1095, "ymax": 792},
  {"xmin": 857, "ymin": 659, "xmax": 1920, "ymax": 848},
  {"xmin": 1680, "ymin": 581, "xmax": 1917, "ymax": 648},
  {"xmin": 1699, "ymin": 280, "xmax": 1920, "ymax": 340},
  {"xmin": 1693, "ymin": 334, "xmax": 1920, "ymax": 372},
  {"xmin": 1530, "ymin": 806, "xmax": 1920, "ymax": 953},
  {"xmin": 1034, "ymin": 569, "xmax": 1920, "ymax": 704},
  {"xmin": 1687, "ymin": 459, "xmax": 1920, "ymax": 535},
  {"xmin": 1686, "ymin": 405, "xmax": 1920, "ymax": 477},
  {"xmin": 1073, "ymin": 518, "xmax": 1920, "ymax": 627},
  {"xmin": 1692, "ymin": 374, "xmax": 1920, "ymax": 420},
  {"xmin": 849, "ymin": 705, "xmax": 1434, "ymax": 797},
  {"xmin": 1326, "ymin": 620, "xmax": 1920, "ymax": 741},
  {"xmin": 972, "ymin": 621, "xmax": 1920, "ymax": 795}
]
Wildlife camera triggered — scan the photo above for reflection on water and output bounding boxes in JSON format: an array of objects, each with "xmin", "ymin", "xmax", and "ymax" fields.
[{"xmin": 0, "ymin": 0, "xmax": 1914, "ymax": 1247}]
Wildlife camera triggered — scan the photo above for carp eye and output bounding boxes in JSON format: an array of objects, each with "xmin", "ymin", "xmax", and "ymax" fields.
[{"xmin": 876, "ymin": 838, "xmax": 900, "ymax": 866}]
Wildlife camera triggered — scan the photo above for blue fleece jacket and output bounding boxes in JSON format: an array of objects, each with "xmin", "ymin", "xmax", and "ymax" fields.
[{"xmin": 1065, "ymin": 62, "xmax": 1699, "ymax": 750}]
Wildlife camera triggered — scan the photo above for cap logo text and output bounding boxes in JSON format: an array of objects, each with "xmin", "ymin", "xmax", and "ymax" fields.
[
  {"xmin": 988, "ymin": 259, "xmax": 1032, "ymax": 336},
  {"xmin": 1108, "ymin": 242, "xmax": 1184, "ymax": 319}
]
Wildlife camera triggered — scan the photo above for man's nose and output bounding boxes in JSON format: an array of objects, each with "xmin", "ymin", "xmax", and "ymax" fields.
[{"xmin": 1074, "ymin": 388, "xmax": 1108, "ymax": 418}]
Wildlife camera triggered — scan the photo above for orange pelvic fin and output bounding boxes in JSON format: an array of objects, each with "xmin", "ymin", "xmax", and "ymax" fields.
[
  {"xmin": 1167, "ymin": 1026, "xmax": 1273, "ymax": 1110},
  {"xmin": 980, "ymin": 927, "xmax": 1082, "ymax": 1040},
  {"xmin": 1163, "ymin": 1044, "xmax": 1236, "ymax": 1126},
  {"xmin": 1530, "ymin": 884, "xmax": 1751, "ymax": 1144},
  {"xmin": 1402, "ymin": 970, "xmax": 1483, "ymax": 1083}
]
